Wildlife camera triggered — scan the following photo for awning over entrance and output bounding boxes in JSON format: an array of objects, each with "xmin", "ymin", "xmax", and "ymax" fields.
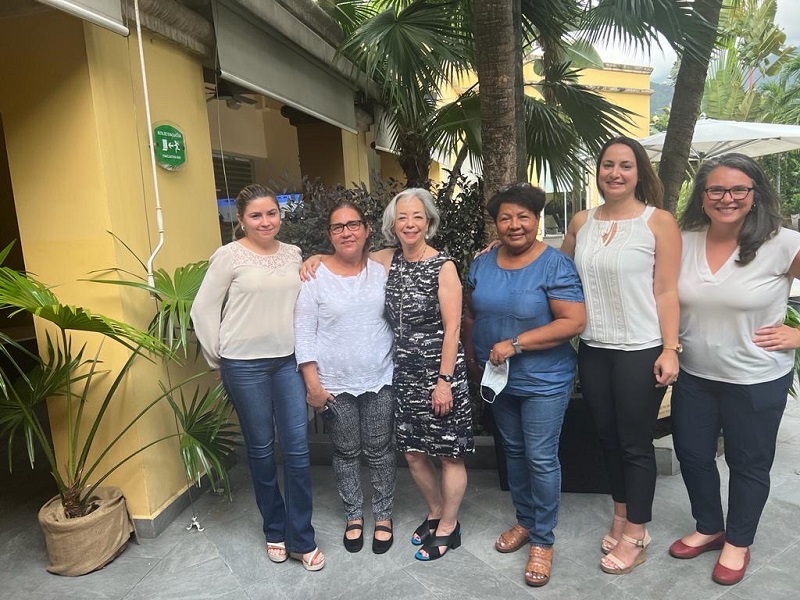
[
  {"xmin": 36, "ymin": 0, "xmax": 128, "ymax": 36},
  {"xmin": 213, "ymin": 0, "xmax": 357, "ymax": 134}
]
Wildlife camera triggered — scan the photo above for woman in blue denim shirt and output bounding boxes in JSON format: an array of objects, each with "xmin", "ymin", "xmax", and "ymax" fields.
[{"xmin": 464, "ymin": 183, "xmax": 585, "ymax": 588}]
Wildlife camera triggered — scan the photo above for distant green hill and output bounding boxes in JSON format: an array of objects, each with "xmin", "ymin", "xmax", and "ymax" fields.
[{"xmin": 651, "ymin": 81, "xmax": 674, "ymax": 116}]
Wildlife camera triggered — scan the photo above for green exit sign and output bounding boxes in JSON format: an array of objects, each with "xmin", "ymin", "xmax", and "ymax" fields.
[{"xmin": 153, "ymin": 123, "xmax": 187, "ymax": 171}]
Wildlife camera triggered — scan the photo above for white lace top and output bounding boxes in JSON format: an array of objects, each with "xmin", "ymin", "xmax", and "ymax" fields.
[
  {"xmin": 191, "ymin": 241, "xmax": 302, "ymax": 369},
  {"xmin": 294, "ymin": 260, "xmax": 393, "ymax": 395}
]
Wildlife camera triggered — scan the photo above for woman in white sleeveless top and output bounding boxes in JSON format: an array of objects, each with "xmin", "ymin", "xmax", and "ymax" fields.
[{"xmin": 561, "ymin": 137, "xmax": 681, "ymax": 575}]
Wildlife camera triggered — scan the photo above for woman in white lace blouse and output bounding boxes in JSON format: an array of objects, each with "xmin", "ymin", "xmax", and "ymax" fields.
[{"xmin": 191, "ymin": 184, "xmax": 324, "ymax": 572}]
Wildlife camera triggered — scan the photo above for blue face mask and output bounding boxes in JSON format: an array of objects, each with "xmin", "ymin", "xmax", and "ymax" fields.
[{"xmin": 480, "ymin": 360, "xmax": 509, "ymax": 403}]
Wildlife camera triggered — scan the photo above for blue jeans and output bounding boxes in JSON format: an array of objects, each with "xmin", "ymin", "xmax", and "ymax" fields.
[
  {"xmin": 672, "ymin": 369, "xmax": 790, "ymax": 547},
  {"xmin": 220, "ymin": 355, "xmax": 316, "ymax": 554},
  {"xmin": 492, "ymin": 386, "xmax": 571, "ymax": 546}
]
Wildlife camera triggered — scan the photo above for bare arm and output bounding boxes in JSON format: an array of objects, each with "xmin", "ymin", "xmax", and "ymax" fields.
[
  {"xmin": 753, "ymin": 247, "xmax": 800, "ymax": 351},
  {"xmin": 560, "ymin": 210, "xmax": 588, "ymax": 259},
  {"xmin": 651, "ymin": 209, "xmax": 682, "ymax": 386},
  {"xmin": 461, "ymin": 289, "xmax": 482, "ymax": 383},
  {"xmin": 432, "ymin": 260, "xmax": 462, "ymax": 416},
  {"xmin": 369, "ymin": 247, "xmax": 395, "ymax": 272},
  {"xmin": 297, "ymin": 362, "xmax": 332, "ymax": 411}
]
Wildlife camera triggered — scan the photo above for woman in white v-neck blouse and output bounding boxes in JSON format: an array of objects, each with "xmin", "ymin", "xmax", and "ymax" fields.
[{"xmin": 669, "ymin": 154, "xmax": 800, "ymax": 586}]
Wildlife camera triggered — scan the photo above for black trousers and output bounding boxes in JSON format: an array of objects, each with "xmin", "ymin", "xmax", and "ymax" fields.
[
  {"xmin": 672, "ymin": 369, "xmax": 790, "ymax": 547},
  {"xmin": 578, "ymin": 342, "xmax": 666, "ymax": 524}
]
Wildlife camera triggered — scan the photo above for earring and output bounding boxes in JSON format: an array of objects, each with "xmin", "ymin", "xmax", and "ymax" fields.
[
  {"xmin": 240, "ymin": 224, "xmax": 245, "ymax": 231},
  {"xmin": 751, "ymin": 202, "xmax": 757, "ymax": 212}
]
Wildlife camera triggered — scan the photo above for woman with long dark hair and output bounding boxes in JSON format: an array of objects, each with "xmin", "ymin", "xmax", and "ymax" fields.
[
  {"xmin": 669, "ymin": 154, "xmax": 800, "ymax": 585},
  {"xmin": 561, "ymin": 136, "xmax": 681, "ymax": 575}
]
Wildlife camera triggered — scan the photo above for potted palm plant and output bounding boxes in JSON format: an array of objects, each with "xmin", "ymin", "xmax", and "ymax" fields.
[{"xmin": 0, "ymin": 242, "xmax": 237, "ymax": 576}]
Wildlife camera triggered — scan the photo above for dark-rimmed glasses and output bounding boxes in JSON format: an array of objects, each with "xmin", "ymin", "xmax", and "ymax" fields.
[
  {"xmin": 328, "ymin": 220, "xmax": 364, "ymax": 234},
  {"xmin": 704, "ymin": 186, "xmax": 754, "ymax": 201}
]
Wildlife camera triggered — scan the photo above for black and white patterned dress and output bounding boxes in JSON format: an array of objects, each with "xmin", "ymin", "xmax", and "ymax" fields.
[{"xmin": 385, "ymin": 250, "xmax": 474, "ymax": 458}]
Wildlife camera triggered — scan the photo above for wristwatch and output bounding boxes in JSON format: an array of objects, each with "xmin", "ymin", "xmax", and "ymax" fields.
[
  {"xmin": 663, "ymin": 343, "xmax": 683, "ymax": 354},
  {"xmin": 438, "ymin": 373, "xmax": 454, "ymax": 383},
  {"xmin": 511, "ymin": 336, "xmax": 523, "ymax": 355}
]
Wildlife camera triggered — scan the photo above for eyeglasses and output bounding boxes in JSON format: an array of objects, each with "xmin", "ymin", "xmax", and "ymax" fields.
[
  {"xmin": 328, "ymin": 220, "xmax": 364, "ymax": 234},
  {"xmin": 704, "ymin": 186, "xmax": 754, "ymax": 201}
]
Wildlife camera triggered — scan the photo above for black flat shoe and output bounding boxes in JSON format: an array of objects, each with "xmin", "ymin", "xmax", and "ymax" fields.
[
  {"xmin": 411, "ymin": 517, "xmax": 441, "ymax": 546},
  {"xmin": 343, "ymin": 522, "xmax": 364, "ymax": 553},
  {"xmin": 372, "ymin": 520, "xmax": 394, "ymax": 554},
  {"xmin": 414, "ymin": 522, "xmax": 461, "ymax": 561}
]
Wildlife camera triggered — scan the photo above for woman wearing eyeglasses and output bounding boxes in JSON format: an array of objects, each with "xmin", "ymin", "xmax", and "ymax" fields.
[
  {"xmin": 294, "ymin": 200, "xmax": 397, "ymax": 555},
  {"xmin": 300, "ymin": 188, "xmax": 474, "ymax": 562},
  {"xmin": 669, "ymin": 154, "xmax": 800, "ymax": 585}
]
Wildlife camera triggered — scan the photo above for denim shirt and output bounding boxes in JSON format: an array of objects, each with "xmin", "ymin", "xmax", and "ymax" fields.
[{"xmin": 467, "ymin": 246, "xmax": 584, "ymax": 396}]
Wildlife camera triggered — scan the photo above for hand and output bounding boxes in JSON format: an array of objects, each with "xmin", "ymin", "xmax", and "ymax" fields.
[
  {"xmin": 488, "ymin": 340, "xmax": 514, "ymax": 366},
  {"xmin": 306, "ymin": 385, "xmax": 332, "ymax": 411},
  {"xmin": 753, "ymin": 324, "xmax": 800, "ymax": 351},
  {"xmin": 299, "ymin": 255, "xmax": 323, "ymax": 282},
  {"xmin": 476, "ymin": 239, "xmax": 502, "ymax": 257},
  {"xmin": 654, "ymin": 350, "xmax": 679, "ymax": 388},
  {"xmin": 431, "ymin": 381, "xmax": 453, "ymax": 417}
]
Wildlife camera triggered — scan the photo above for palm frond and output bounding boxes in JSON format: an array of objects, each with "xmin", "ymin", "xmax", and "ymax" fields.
[
  {"xmin": 164, "ymin": 383, "xmax": 239, "ymax": 496},
  {"xmin": 582, "ymin": 0, "xmax": 715, "ymax": 63}
]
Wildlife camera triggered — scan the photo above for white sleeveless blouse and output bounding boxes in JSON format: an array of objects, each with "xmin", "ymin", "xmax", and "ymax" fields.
[{"xmin": 574, "ymin": 205, "xmax": 662, "ymax": 350}]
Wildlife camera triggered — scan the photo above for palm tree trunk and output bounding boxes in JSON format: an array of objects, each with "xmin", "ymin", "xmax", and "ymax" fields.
[
  {"xmin": 473, "ymin": 0, "xmax": 526, "ymax": 213},
  {"xmin": 659, "ymin": 0, "xmax": 724, "ymax": 214}
]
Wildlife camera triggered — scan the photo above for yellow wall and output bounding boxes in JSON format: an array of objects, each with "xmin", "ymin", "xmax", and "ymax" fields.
[
  {"xmin": 208, "ymin": 100, "xmax": 268, "ymax": 158},
  {"xmin": 577, "ymin": 64, "xmax": 652, "ymax": 138},
  {"xmin": 0, "ymin": 11, "xmax": 219, "ymax": 519}
]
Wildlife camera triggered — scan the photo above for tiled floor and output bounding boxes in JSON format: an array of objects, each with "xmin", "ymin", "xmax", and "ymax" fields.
[{"xmin": 2, "ymin": 399, "xmax": 800, "ymax": 600}]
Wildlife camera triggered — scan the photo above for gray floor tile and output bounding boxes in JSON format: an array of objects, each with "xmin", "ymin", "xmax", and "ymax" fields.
[
  {"xmin": 404, "ymin": 547, "xmax": 533, "ymax": 600},
  {"xmin": 3, "ymin": 398, "xmax": 800, "ymax": 600},
  {"xmin": 25, "ymin": 556, "xmax": 155, "ymax": 599},
  {"xmin": 721, "ymin": 564, "xmax": 800, "ymax": 600},
  {"xmin": 121, "ymin": 557, "xmax": 244, "ymax": 600}
]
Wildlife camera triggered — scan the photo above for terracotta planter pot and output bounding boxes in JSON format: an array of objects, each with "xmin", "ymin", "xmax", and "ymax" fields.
[{"xmin": 37, "ymin": 486, "xmax": 135, "ymax": 576}]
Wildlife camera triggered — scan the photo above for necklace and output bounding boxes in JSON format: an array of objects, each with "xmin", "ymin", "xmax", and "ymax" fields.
[{"xmin": 403, "ymin": 244, "xmax": 428, "ymax": 263}]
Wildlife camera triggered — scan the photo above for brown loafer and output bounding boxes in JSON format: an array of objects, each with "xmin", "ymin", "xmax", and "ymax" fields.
[
  {"xmin": 495, "ymin": 523, "xmax": 530, "ymax": 553},
  {"xmin": 525, "ymin": 544, "xmax": 553, "ymax": 587}
]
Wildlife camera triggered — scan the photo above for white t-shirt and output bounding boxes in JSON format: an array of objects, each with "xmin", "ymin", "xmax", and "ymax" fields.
[
  {"xmin": 574, "ymin": 205, "xmax": 662, "ymax": 349},
  {"xmin": 191, "ymin": 241, "xmax": 302, "ymax": 369},
  {"xmin": 294, "ymin": 259, "xmax": 393, "ymax": 395},
  {"xmin": 679, "ymin": 227, "xmax": 800, "ymax": 384}
]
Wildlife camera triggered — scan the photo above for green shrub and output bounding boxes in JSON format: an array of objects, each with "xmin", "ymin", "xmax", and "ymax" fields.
[{"xmin": 279, "ymin": 175, "xmax": 486, "ymax": 278}]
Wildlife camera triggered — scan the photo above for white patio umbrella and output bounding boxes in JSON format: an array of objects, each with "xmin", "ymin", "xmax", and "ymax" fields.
[{"xmin": 640, "ymin": 119, "xmax": 800, "ymax": 162}]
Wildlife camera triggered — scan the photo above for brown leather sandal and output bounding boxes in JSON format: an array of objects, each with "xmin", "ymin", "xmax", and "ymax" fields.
[
  {"xmin": 524, "ymin": 544, "xmax": 553, "ymax": 587},
  {"xmin": 494, "ymin": 523, "xmax": 530, "ymax": 553}
]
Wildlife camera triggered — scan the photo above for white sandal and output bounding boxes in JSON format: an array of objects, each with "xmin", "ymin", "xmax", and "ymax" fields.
[
  {"xmin": 290, "ymin": 547, "xmax": 325, "ymax": 572},
  {"xmin": 266, "ymin": 541, "xmax": 288, "ymax": 563}
]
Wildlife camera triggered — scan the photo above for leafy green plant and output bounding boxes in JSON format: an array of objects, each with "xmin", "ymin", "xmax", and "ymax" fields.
[
  {"xmin": 0, "ymin": 242, "xmax": 237, "ymax": 518},
  {"xmin": 784, "ymin": 304, "xmax": 800, "ymax": 398}
]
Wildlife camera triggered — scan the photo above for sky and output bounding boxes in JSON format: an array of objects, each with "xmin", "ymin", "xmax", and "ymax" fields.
[{"xmin": 597, "ymin": 1, "xmax": 800, "ymax": 83}]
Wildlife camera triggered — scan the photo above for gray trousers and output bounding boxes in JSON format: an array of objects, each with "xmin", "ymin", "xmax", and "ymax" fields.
[{"xmin": 328, "ymin": 385, "xmax": 396, "ymax": 521}]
